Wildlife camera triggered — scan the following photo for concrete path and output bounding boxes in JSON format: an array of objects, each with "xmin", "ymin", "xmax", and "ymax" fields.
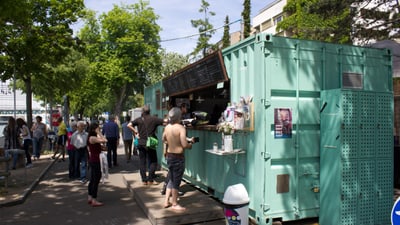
[
  {"xmin": 0, "ymin": 144, "xmax": 320, "ymax": 225},
  {"xmin": 0, "ymin": 147, "xmax": 153, "ymax": 225}
]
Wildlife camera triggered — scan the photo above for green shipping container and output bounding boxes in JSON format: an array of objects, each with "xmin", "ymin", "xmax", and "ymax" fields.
[{"xmin": 145, "ymin": 34, "xmax": 393, "ymax": 225}]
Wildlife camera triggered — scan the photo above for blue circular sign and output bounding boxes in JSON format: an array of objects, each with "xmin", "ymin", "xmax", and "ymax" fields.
[{"xmin": 392, "ymin": 197, "xmax": 400, "ymax": 224}]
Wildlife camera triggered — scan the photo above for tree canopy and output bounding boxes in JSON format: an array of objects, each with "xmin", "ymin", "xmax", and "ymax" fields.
[
  {"xmin": 242, "ymin": 0, "xmax": 251, "ymax": 39},
  {"xmin": 191, "ymin": 0, "xmax": 216, "ymax": 59},
  {"xmin": 0, "ymin": 0, "xmax": 85, "ymax": 126},
  {"xmin": 222, "ymin": 16, "xmax": 231, "ymax": 49},
  {"xmin": 351, "ymin": 0, "xmax": 400, "ymax": 45},
  {"xmin": 77, "ymin": 1, "xmax": 161, "ymax": 117},
  {"xmin": 276, "ymin": 0, "xmax": 352, "ymax": 44},
  {"xmin": 277, "ymin": 0, "xmax": 399, "ymax": 45}
]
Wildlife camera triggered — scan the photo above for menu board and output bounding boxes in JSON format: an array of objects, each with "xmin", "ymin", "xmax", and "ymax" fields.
[{"xmin": 163, "ymin": 51, "xmax": 228, "ymax": 96}]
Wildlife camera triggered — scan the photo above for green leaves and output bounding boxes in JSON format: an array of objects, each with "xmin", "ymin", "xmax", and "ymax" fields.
[
  {"xmin": 0, "ymin": 0, "xmax": 85, "ymax": 125},
  {"xmin": 191, "ymin": 0, "xmax": 216, "ymax": 58},
  {"xmin": 76, "ymin": 0, "xmax": 161, "ymax": 117},
  {"xmin": 277, "ymin": 0, "xmax": 352, "ymax": 44},
  {"xmin": 277, "ymin": 0, "xmax": 399, "ymax": 44}
]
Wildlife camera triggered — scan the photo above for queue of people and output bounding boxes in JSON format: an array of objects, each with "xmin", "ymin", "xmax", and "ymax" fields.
[{"xmin": 2, "ymin": 104, "xmax": 196, "ymax": 211}]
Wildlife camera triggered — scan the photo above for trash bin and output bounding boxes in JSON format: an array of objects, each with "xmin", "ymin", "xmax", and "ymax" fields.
[{"xmin": 223, "ymin": 183, "xmax": 250, "ymax": 225}]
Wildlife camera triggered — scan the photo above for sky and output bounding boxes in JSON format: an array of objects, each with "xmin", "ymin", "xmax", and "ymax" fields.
[{"xmin": 74, "ymin": 0, "xmax": 273, "ymax": 55}]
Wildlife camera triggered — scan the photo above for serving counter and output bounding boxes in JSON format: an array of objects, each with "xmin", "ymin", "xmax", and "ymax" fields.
[{"xmin": 158, "ymin": 128, "xmax": 251, "ymax": 200}]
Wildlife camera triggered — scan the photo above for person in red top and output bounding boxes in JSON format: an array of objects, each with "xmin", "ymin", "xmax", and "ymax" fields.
[
  {"xmin": 87, "ymin": 122, "xmax": 107, "ymax": 207},
  {"xmin": 67, "ymin": 121, "xmax": 77, "ymax": 179}
]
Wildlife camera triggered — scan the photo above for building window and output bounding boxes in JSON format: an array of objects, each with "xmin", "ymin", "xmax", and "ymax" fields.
[
  {"xmin": 273, "ymin": 15, "xmax": 283, "ymax": 25},
  {"xmin": 262, "ymin": 20, "xmax": 272, "ymax": 31}
]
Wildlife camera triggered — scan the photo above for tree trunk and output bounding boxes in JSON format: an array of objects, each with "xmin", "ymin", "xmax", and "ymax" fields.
[
  {"xmin": 113, "ymin": 84, "xmax": 127, "ymax": 119},
  {"xmin": 25, "ymin": 77, "xmax": 33, "ymax": 129}
]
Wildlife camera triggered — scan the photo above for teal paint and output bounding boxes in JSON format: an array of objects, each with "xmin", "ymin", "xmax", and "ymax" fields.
[
  {"xmin": 320, "ymin": 90, "xmax": 393, "ymax": 225},
  {"xmin": 145, "ymin": 34, "xmax": 393, "ymax": 225}
]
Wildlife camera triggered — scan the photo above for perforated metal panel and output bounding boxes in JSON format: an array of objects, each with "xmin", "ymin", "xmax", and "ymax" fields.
[
  {"xmin": 321, "ymin": 89, "xmax": 393, "ymax": 225},
  {"xmin": 342, "ymin": 92, "xmax": 359, "ymax": 160},
  {"xmin": 377, "ymin": 94, "xmax": 393, "ymax": 158},
  {"xmin": 341, "ymin": 161, "xmax": 358, "ymax": 225},
  {"xmin": 358, "ymin": 160, "xmax": 375, "ymax": 224},
  {"xmin": 359, "ymin": 93, "xmax": 376, "ymax": 158},
  {"xmin": 375, "ymin": 159, "xmax": 393, "ymax": 225}
]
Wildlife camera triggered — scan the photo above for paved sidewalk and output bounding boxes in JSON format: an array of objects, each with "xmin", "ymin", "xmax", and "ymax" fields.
[
  {"xmin": 0, "ymin": 146, "xmax": 153, "ymax": 225},
  {"xmin": 0, "ymin": 153, "xmax": 55, "ymax": 207},
  {"xmin": 0, "ymin": 145, "xmax": 320, "ymax": 225}
]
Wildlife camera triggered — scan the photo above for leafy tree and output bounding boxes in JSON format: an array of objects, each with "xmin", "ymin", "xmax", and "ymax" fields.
[
  {"xmin": 78, "ymin": 1, "xmax": 161, "ymax": 117},
  {"xmin": 191, "ymin": 0, "xmax": 216, "ymax": 58},
  {"xmin": 70, "ymin": 9, "xmax": 107, "ymax": 119},
  {"xmin": 242, "ymin": 0, "xmax": 251, "ymax": 39},
  {"xmin": 351, "ymin": 0, "xmax": 400, "ymax": 45},
  {"xmin": 277, "ymin": 0, "xmax": 399, "ymax": 45},
  {"xmin": 0, "ymin": 0, "xmax": 85, "ymax": 126},
  {"xmin": 222, "ymin": 16, "xmax": 231, "ymax": 49},
  {"xmin": 277, "ymin": 0, "xmax": 352, "ymax": 44},
  {"xmin": 149, "ymin": 49, "xmax": 189, "ymax": 83}
]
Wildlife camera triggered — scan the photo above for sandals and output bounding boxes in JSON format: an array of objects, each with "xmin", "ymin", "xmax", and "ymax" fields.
[
  {"xmin": 170, "ymin": 204, "xmax": 186, "ymax": 211},
  {"xmin": 88, "ymin": 196, "xmax": 92, "ymax": 204},
  {"xmin": 91, "ymin": 201, "xmax": 104, "ymax": 207}
]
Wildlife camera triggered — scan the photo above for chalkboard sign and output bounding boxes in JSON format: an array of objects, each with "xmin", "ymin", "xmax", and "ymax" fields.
[{"xmin": 163, "ymin": 51, "xmax": 228, "ymax": 96}]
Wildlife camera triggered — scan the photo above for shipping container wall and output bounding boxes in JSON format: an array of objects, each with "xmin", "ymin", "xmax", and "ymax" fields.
[{"xmin": 144, "ymin": 33, "xmax": 393, "ymax": 225}]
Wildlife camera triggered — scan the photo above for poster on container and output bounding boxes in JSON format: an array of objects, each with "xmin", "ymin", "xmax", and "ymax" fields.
[{"xmin": 274, "ymin": 108, "xmax": 292, "ymax": 138}]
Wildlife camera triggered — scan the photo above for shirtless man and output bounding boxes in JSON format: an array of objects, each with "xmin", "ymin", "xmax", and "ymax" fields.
[{"xmin": 162, "ymin": 107, "xmax": 195, "ymax": 211}]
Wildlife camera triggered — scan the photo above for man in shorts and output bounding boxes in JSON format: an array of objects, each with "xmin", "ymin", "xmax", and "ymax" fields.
[
  {"xmin": 162, "ymin": 107, "xmax": 195, "ymax": 211},
  {"xmin": 52, "ymin": 117, "xmax": 67, "ymax": 161}
]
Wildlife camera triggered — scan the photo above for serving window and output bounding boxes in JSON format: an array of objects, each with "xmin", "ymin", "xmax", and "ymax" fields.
[
  {"xmin": 162, "ymin": 50, "xmax": 253, "ymax": 131},
  {"xmin": 167, "ymin": 81, "xmax": 230, "ymax": 126}
]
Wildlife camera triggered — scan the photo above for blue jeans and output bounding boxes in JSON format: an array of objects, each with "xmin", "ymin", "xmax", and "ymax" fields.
[
  {"xmin": 32, "ymin": 137, "xmax": 44, "ymax": 158},
  {"xmin": 5, "ymin": 150, "xmax": 18, "ymax": 169},
  {"xmin": 76, "ymin": 147, "xmax": 87, "ymax": 180}
]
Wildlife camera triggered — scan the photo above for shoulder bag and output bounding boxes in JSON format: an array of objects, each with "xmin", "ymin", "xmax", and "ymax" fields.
[{"xmin": 143, "ymin": 117, "xmax": 158, "ymax": 149}]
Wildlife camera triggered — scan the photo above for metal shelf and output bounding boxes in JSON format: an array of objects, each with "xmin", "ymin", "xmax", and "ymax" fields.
[{"xmin": 205, "ymin": 149, "xmax": 245, "ymax": 156}]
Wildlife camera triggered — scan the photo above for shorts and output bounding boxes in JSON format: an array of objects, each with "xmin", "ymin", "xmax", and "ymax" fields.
[
  {"xmin": 166, "ymin": 155, "xmax": 185, "ymax": 190},
  {"xmin": 57, "ymin": 134, "xmax": 67, "ymax": 146}
]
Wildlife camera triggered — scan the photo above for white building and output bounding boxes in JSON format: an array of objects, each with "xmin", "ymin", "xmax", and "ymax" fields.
[
  {"xmin": 0, "ymin": 80, "xmax": 44, "ymax": 119},
  {"xmin": 252, "ymin": 0, "xmax": 288, "ymax": 36}
]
